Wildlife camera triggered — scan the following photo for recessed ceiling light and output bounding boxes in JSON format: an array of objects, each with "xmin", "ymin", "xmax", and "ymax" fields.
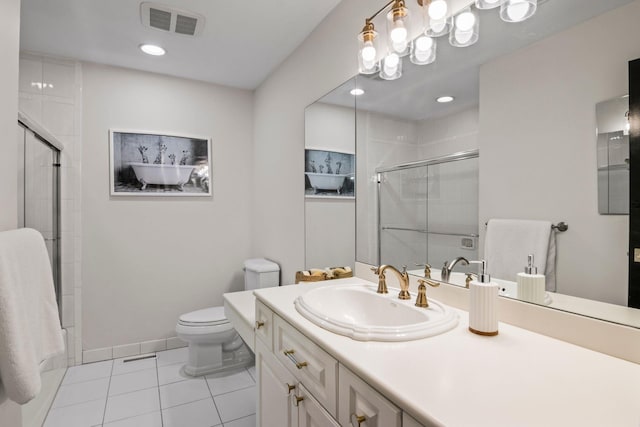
[
  {"xmin": 140, "ymin": 44, "xmax": 166, "ymax": 56},
  {"xmin": 436, "ymin": 95, "xmax": 454, "ymax": 103},
  {"xmin": 350, "ymin": 88, "xmax": 365, "ymax": 96}
]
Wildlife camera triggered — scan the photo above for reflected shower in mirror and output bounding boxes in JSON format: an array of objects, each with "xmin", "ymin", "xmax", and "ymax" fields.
[
  {"xmin": 596, "ymin": 95, "xmax": 630, "ymax": 215},
  {"xmin": 304, "ymin": 78, "xmax": 357, "ymax": 271}
]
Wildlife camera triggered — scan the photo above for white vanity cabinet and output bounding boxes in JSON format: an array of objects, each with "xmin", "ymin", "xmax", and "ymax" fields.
[{"xmin": 255, "ymin": 302, "xmax": 415, "ymax": 427}]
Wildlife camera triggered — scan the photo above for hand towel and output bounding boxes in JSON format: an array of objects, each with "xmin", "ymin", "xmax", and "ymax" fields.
[
  {"xmin": 0, "ymin": 228, "xmax": 64, "ymax": 404},
  {"xmin": 484, "ymin": 219, "xmax": 557, "ymax": 292}
]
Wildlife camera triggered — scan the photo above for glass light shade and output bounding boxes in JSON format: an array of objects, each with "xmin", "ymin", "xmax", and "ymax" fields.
[
  {"xmin": 379, "ymin": 53, "xmax": 403, "ymax": 80},
  {"xmin": 475, "ymin": 0, "xmax": 504, "ymax": 9},
  {"xmin": 500, "ymin": 0, "xmax": 537, "ymax": 23},
  {"xmin": 386, "ymin": 1, "xmax": 411, "ymax": 56},
  {"xmin": 410, "ymin": 35, "xmax": 437, "ymax": 65},
  {"xmin": 358, "ymin": 26, "xmax": 379, "ymax": 74},
  {"xmin": 423, "ymin": 0, "xmax": 451, "ymax": 37},
  {"xmin": 449, "ymin": 8, "xmax": 479, "ymax": 47}
]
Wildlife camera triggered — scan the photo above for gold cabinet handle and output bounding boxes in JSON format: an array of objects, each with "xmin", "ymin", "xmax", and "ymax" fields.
[
  {"xmin": 283, "ymin": 349, "xmax": 308, "ymax": 369},
  {"xmin": 255, "ymin": 321, "xmax": 265, "ymax": 329},
  {"xmin": 286, "ymin": 383, "xmax": 296, "ymax": 394},
  {"xmin": 351, "ymin": 413, "xmax": 366, "ymax": 426},
  {"xmin": 294, "ymin": 395, "xmax": 304, "ymax": 407}
]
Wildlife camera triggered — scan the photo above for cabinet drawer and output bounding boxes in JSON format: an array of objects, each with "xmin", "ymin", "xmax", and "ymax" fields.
[
  {"xmin": 274, "ymin": 315, "xmax": 338, "ymax": 416},
  {"xmin": 338, "ymin": 365, "xmax": 401, "ymax": 427},
  {"xmin": 255, "ymin": 300, "xmax": 274, "ymax": 350}
]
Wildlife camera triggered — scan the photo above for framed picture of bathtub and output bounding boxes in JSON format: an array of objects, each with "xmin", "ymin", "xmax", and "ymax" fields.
[
  {"xmin": 304, "ymin": 149, "xmax": 355, "ymax": 199},
  {"xmin": 109, "ymin": 130, "xmax": 212, "ymax": 197}
]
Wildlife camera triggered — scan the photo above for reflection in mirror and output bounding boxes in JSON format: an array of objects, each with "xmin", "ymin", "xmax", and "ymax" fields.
[
  {"xmin": 348, "ymin": 0, "xmax": 640, "ymax": 329},
  {"xmin": 304, "ymin": 78, "xmax": 357, "ymax": 271},
  {"xmin": 596, "ymin": 95, "xmax": 629, "ymax": 215}
]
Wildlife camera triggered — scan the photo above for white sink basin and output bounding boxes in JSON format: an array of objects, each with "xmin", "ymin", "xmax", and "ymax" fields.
[{"xmin": 294, "ymin": 283, "xmax": 459, "ymax": 342}]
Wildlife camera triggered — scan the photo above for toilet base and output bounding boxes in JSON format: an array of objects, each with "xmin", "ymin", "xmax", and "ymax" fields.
[{"xmin": 183, "ymin": 339, "xmax": 254, "ymax": 377}]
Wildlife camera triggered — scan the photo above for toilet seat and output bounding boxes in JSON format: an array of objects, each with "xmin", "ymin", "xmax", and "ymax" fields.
[{"xmin": 178, "ymin": 306, "xmax": 228, "ymax": 327}]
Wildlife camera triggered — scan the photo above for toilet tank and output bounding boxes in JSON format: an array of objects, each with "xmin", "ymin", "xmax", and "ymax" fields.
[{"xmin": 244, "ymin": 258, "xmax": 280, "ymax": 291}]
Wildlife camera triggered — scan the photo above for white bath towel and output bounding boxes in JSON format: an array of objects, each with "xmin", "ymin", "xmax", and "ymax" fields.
[
  {"xmin": 0, "ymin": 228, "xmax": 64, "ymax": 404},
  {"xmin": 484, "ymin": 219, "xmax": 557, "ymax": 292}
]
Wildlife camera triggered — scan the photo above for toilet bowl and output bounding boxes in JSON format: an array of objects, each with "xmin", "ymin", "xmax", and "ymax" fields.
[
  {"xmin": 176, "ymin": 306, "xmax": 252, "ymax": 376},
  {"xmin": 176, "ymin": 258, "xmax": 280, "ymax": 376}
]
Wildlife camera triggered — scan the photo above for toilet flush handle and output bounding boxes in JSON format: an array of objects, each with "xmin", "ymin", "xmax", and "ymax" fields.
[{"xmin": 255, "ymin": 321, "xmax": 265, "ymax": 329}]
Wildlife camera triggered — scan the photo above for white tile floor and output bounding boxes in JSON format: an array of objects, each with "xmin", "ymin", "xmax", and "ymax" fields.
[{"xmin": 44, "ymin": 348, "xmax": 257, "ymax": 427}]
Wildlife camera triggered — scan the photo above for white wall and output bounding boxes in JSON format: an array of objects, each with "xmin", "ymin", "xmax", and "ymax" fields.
[
  {"xmin": 0, "ymin": 0, "xmax": 20, "ymax": 233},
  {"xmin": 304, "ymin": 102, "xmax": 355, "ymax": 269},
  {"xmin": 82, "ymin": 63, "xmax": 254, "ymax": 350},
  {"xmin": 479, "ymin": 1, "xmax": 640, "ymax": 305},
  {"xmin": 0, "ymin": 0, "xmax": 23, "ymax": 422}
]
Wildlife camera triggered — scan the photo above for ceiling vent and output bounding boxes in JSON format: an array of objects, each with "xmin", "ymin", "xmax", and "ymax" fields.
[{"xmin": 140, "ymin": 2, "xmax": 205, "ymax": 37}]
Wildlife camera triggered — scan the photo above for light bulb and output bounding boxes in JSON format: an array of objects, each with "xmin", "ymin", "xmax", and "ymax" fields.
[
  {"xmin": 385, "ymin": 53, "xmax": 400, "ymax": 68},
  {"xmin": 456, "ymin": 11, "xmax": 476, "ymax": 31},
  {"xmin": 428, "ymin": 0, "xmax": 448, "ymax": 20},
  {"xmin": 390, "ymin": 20, "xmax": 408, "ymax": 44},
  {"xmin": 415, "ymin": 36, "xmax": 434, "ymax": 52},
  {"xmin": 506, "ymin": 0, "xmax": 530, "ymax": 21},
  {"xmin": 431, "ymin": 20, "xmax": 446, "ymax": 33},
  {"xmin": 361, "ymin": 42, "xmax": 376, "ymax": 62},
  {"xmin": 454, "ymin": 29, "xmax": 474, "ymax": 45}
]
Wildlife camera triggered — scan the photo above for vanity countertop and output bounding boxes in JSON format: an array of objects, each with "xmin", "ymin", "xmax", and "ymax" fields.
[{"xmin": 249, "ymin": 277, "xmax": 640, "ymax": 427}]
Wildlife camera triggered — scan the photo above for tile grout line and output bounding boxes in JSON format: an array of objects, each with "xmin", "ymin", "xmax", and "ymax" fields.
[
  {"xmin": 154, "ymin": 354, "xmax": 165, "ymax": 426},
  {"xmin": 99, "ymin": 361, "xmax": 115, "ymax": 425},
  {"xmin": 204, "ymin": 374, "xmax": 225, "ymax": 425}
]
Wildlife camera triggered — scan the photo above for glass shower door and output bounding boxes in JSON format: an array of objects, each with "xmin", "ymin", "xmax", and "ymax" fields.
[{"xmin": 17, "ymin": 123, "xmax": 61, "ymax": 314}]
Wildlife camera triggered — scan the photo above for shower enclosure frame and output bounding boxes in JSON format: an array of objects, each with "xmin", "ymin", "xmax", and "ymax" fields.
[
  {"xmin": 17, "ymin": 119, "xmax": 62, "ymax": 319},
  {"xmin": 375, "ymin": 149, "xmax": 479, "ymax": 266}
]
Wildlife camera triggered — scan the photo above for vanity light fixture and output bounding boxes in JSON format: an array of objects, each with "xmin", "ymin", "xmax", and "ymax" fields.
[
  {"xmin": 139, "ymin": 44, "xmax": 166, "ymax": 56},
  {"xmin": 436, "ymin": 95, "xmax": 454, "ymax": 103},
  {"xmin": 350, "ymin": 88, "xmax": 365, "ymax": 96},
  {"xmin": 358, "ymin": 0, "xmax": 537, "ymax": 81}
]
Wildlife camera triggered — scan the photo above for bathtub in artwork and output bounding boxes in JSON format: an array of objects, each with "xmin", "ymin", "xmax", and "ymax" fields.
[
  {"xmin": 305, "ymin": 172, "xmax": 352, "ymax": 194},
  {"xmin": 130, "ymin": 162, "xmax": 195, "ymax": 191}
]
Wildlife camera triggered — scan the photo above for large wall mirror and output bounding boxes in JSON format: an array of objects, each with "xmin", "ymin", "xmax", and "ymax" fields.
[{"xmin": 305, "ymin": 0, "xmax": 640, "ymax": 329}]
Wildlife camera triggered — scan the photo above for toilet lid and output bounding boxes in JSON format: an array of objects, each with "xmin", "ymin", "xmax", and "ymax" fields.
[{"xmin": 179, "ymin": 306, "xmax": 228, "ymax": 327}]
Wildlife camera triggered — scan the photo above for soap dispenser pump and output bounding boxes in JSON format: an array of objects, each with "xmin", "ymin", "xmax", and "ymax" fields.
[
  {"xmin": 517, "ymin": 254, "xmax": 546, "ymax": 304},
  {"xmin": 468, "ymin": 260, "xmax": 499, "ymax": 336}
]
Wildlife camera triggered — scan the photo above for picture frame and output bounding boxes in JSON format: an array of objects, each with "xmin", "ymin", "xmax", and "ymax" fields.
[
  {"xmin": 304, "ymin": 148, "xmax": 355, "ymax": 199},
  {"xmin": 109, "ymin": 130, "xmax": 212, "ymax": 197}
]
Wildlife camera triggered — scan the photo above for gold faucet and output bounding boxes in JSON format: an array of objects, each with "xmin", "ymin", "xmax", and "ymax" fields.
[
  {"xmin": 371, "ymin": 265, "xmax": 411, "ymax": 300},
  {"xmin": 416, "ymin": 278, "xmax": 440, "ymax": 308}
]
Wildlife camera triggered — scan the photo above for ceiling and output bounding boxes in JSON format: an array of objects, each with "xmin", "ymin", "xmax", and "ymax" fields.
[
  {"xmin": 319, "ymin": 0, "xmax": 634, "ymax": 121},
  {"xmin": 19, "ymin": 0, "xmax": 342, "ymax": 90}
]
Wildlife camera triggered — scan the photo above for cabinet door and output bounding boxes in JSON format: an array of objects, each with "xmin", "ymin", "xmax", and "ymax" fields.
[
  {"xmin": 256, "ymin": 339, "xmax": 298, "ymax": 427},
  {"xmin": 338, "ymin": 365, "xmax": 401, "ymax": 427},
  {"xmin": 297, "ymin": 384, "xmax": 340, "ymax": 427}
]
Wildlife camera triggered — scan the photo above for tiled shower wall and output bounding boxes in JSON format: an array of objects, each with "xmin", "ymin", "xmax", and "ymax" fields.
[{"xmin": 19, "ymin": 52, "xmax": 83, "ymax": 366}]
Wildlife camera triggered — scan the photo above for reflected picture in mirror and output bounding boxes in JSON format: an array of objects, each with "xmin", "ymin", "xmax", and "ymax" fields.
[{"xmin": 306, "ymin": 0, "xmax": 640, "ymax": 329}]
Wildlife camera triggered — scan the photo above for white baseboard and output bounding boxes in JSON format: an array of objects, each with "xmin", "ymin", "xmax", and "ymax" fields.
[{"xmin": 83, "ymin": 336, "xmax": 187, "ymax": 364}]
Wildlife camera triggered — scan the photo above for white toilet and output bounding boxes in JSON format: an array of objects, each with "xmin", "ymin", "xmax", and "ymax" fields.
[{"xmin": 176, "ymin": 258, "xmax": 280, "ymax": 376}]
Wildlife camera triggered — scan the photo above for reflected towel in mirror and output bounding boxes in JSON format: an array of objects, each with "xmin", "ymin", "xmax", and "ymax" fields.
[{"xmin": 484, "ymin": 219, "xmax": 556, "ymax": 292}]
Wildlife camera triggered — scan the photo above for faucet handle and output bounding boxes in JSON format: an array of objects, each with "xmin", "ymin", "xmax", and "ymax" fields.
[
  {"xmin": 416, "ymin": 279, "xmax": 440, "ymax": 308},
  {"xmin": 465, "ymin": 273, "xmax": 478, "ymax": 288},
  {"xmin": 401, "ymin": 265, "xmax": 407, "ymax": 274},
  {"xmin": 415, "ymin": 263, "xmax": 432, "ymax": 279},
  {"xmin": 370, "ymin": 266, "xmax": 380, "ymax": 275}
]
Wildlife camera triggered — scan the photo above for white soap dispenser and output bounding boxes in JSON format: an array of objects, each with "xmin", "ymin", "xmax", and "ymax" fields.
[
  {"xmin": 517, "ymin": 254, "xmax": 546, "ymax": 305},
  {"xmin": 468, "ymin": 260, "xmax": 499, "ymax": 336}
]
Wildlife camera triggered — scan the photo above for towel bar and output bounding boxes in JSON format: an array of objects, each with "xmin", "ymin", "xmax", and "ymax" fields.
[{"xmin": 484, "ymin": 221, "xmax": 568, "ymax": 232}]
